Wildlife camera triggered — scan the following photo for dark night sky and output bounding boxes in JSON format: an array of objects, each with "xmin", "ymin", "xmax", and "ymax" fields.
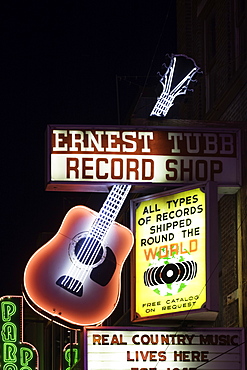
[{"xmin": 0, "ymin": 1, "xmax": 177, "ymax": 296}]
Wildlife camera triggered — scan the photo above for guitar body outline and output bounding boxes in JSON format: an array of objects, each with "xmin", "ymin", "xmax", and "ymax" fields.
[{"xmin": 23, "ymin": 205, "xmax": 134, "ymax": 328}]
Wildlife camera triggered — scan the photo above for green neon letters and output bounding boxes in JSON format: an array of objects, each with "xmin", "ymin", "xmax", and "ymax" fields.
[
  {"xmin": 0, "ymin": 296, "xmax": 39, "ymax": 370},
  {"xmin": 2, "ymin": 322, "xmax": 17, "ymax": 342},
  {"xmin": 64, "ymin": 344, "xmax": 79, "ymax": 370},
  {"xmin": 1, "ymin": 302, "xmax": 17, "ymax": 322}
]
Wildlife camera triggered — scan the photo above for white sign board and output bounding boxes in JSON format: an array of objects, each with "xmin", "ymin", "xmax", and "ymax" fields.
[{"xmin": 85, "ymin": 327, "xmax": 245, "ymax": 370}]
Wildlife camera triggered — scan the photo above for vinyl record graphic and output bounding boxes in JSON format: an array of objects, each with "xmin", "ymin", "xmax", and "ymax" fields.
[
  {"xmin": 143, "ymin": 253, "xmax": 198, "ymax": 296},
  {"xmin": 144, "ymin": 260, "xmax": 197, "ymax": 287}
]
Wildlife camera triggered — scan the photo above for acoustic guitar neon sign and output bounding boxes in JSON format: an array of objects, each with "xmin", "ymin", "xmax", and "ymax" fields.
[
  {"xmin": 23, "ymin": 184, "xmax": 134, "ymax": 328},
  {"xmin": 0, "ymin": 295, "xmax": 39, "ymax": 370}
]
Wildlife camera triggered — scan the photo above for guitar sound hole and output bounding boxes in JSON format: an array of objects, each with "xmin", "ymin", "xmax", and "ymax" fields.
[{"xmin": 75, "ymin": 237, "xmax": 103, "ymax": 265}]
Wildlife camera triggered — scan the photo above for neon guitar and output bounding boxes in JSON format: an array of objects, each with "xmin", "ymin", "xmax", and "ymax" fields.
[
  {"xmin": 150, "ymin": 54, "xmax": 201, "ymax": 117},
  {"xmin": 23, "ymin": 184, "xmax": 133, "ymax": 328}
]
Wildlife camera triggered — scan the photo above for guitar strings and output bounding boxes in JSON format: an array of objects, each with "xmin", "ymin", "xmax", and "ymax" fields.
[
  {"xmin": 59, "ymin": 199, "xmax": 115, "ymax": 291},
  {"xmin": 60, "ymin": 194, "xmax": 116, "ymax": 291},
  {"xmin": 60, "ymin": 186, "xmax": 122, "ymax": 290},
  {"xmin": 72, "ymin": 201, "xmax": 117, "ymax": 288},
  {"xmin": 60, "ymin": 184, "xmax": 131, "ymax": 293},
  {"xmin": 73, "ymin": 184, "xmax": 131, "ymax": 291},
  {"xmin": 71, "ymin": 184, "xmax": 131, "ymax": 292},
  {"xmin": 75, "ymin": 187, "xmax": 124, "ymax": 268}
]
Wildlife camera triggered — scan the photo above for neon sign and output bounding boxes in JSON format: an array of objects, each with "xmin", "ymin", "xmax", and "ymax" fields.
[
  {"xmin": 131, "ymin": 182, "xmax": 219, "ymax": 322},
  {"xmin": 0, "ymin": 295, "xmax": 39, "ymax": 370},
  {"xmin": 46, "ymin": 125, "xmax": 241, "ymax": 193},
  {"xmin": 132, "ymin": 187, "xmax": 206, "ymax": 320},
  {"xmin": 63, "ymin": 343, "xmax": 79, "ymax": 370},
  {"xmin": 23, "ymin": 184, "xmax": 134, "ymax": 328},
  {"xmin": 150, "ymin": 54, "xmax": 201, "ymax": 117}
]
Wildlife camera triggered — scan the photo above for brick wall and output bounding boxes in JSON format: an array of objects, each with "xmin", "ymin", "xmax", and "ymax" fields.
[{"xmin": 218, "ymin": 194, "xmax": 239, "ymax": 327}]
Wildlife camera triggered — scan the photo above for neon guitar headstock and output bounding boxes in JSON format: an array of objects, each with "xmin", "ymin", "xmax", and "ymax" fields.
[{"xmin": 150, "ymin": 54, "xmax": 202, "ymax": 117}]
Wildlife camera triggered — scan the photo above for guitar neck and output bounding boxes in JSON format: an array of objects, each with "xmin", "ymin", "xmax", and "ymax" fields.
[{"xmin": 89, "ymin": 184, "xmax": 131, "ymax": 241}]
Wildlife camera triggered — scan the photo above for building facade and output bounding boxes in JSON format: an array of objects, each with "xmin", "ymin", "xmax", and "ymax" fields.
[{"xmin": 175, "ymin": 0, "xmax": 247, "ymax": 330}]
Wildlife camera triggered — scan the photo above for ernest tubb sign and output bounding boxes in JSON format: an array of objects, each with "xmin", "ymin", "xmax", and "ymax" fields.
[{"xmin": 46, "ymin": 125, "xmax": 241, "ymax": 192}]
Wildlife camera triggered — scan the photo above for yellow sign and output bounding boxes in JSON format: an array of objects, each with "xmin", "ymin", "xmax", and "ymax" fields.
[{"xmin": 133, "ymin": 187, "xmax": 206, "ymax": 319}]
